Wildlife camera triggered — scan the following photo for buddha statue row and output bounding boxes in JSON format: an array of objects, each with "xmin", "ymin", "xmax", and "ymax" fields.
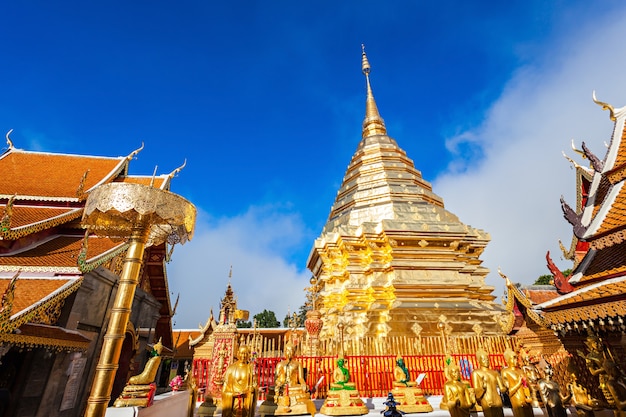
[{"xmin": 219, "ymin": 337, "xmax": 624, "ymax": 417}]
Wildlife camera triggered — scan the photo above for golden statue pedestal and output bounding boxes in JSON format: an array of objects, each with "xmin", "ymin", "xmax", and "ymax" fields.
[
  {"xmin": 319, "ymin": 389, "xmax": 368, "ymax": 416},
  {"xmin": 259, "ymin": 386, "xmax": 317, "ymax": 417},
  {"xmin": 113, "ymin": 383, "xmax": 157, "ymax": 407},
  {"xmin": 391, "ymin": 386, "xmax": 433, "ymax": 413}
]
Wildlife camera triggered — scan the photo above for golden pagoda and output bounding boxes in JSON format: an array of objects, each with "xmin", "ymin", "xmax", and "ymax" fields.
[{"xmin": 307, "ymin": 47, "xmax": 504, "ymax": 341}]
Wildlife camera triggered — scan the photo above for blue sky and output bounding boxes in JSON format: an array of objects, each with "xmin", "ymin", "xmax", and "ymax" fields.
[{"xmin": 2, "ymin": 2, "xmax": 626, "ymax": 328}]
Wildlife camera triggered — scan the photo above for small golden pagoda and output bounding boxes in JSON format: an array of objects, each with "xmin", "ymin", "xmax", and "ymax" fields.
[{"xmin": 307, "ymin": 47, "xmax": 504, "ymax": 341}]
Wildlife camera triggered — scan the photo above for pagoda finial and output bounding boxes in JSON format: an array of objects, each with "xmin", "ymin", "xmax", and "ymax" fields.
[{"xmin": 361, "ymin": 45, "xmax": 386, "ymax": 138}]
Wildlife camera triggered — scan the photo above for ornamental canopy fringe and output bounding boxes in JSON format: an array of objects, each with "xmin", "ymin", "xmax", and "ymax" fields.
[{"xmin": 82, "ymin": 183, "xmax": 196, "ymax": 248}]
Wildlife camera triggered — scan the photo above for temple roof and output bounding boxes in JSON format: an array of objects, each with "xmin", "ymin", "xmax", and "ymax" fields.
[
  {"xmin": 0, "ymin": 139, "xmax": 177, "ymax": 350},
  {"xmin": 0, "ymin": 235, "xmax": 124, "ymax": 273},
  {"xmin": 568, "ymin": 100, "xmax": 626, "ymax": 285},
  {"xmin": 0, "ymin": 272, "xmax": 83, "ymax": 333},
  {"xmin": 0, "ymin": 148, "xmax": 128, "ymax": 200},
  {"xmin": 0, "ymin": 323, "xmax": 91, "ymax": 352}
]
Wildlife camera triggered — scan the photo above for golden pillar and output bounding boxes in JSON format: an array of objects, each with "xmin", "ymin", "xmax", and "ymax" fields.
[{"xmin": 82, "ymin": 182, "xmax": 196, "ymax": 417}]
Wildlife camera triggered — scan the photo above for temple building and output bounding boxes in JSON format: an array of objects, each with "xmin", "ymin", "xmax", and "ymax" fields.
[
  {"xmin": 307, "ymin": 49, "xmax": 504, "ymax": 341},
  {"xmin": 534, "ymin": 94, "xmax": 626, "ymax": 372},
  {"xmin": 0, "ymin": 137, "xmax": 178, "ymax": 416}
]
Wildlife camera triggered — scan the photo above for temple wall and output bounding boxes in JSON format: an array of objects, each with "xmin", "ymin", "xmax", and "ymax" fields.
[{"xmin": 4, "ymin": 267, "xmax": 164, "ymax": 417}]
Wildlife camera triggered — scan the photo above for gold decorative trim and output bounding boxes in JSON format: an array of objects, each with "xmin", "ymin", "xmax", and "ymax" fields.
[
  {"xmin": 0, "ymin": 332, "xmax": 89, "ymax": 352},
  {"xmin": 0, "ymin": 265, "xmax": 81, "ymax": 273},
  {"xmin": 77, "ymin": 234, "xmax": 129, "ymax": 274},
  {"xmin": 1, "ymin": 208, "xmax": 83, "ymax": 240},
  {"xmin": 590, "ymin": 229, "xmax": 626, "ymax": 250},
  {"xmin": 543, "ymin": 300, "xmax": 626, "ymax": 326},
  {"xmin": 499, "ymin": 269, "xmax": 549, "ymax": 329}
]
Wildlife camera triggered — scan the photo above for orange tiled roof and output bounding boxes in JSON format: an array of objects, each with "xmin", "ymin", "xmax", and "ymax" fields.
[
  {"xmin": 595, "ymin": 183, "xmax": 626, "ymax": 235},
  {"xmin": 577, "ymin": 239, "xmax": 626, "ymax": 283},
  {"xmin": 0, "ymin": 206, "xmax": 80, "ymax": 229},
  {"xmin": 0, "ymin": 276, "xmax": 70, "ymax": 316},
  {"xmin": 523, "ymin": 288, "xmax": 560, "ymax": 305},
  {"xmin": 0, "ymin": 235, "xmax": 123, "ymax": 271},
  {"xmin": 172, "ymin": 330, "xmax": 201, "ymax": 359},
  {"xmin": 0, "ymin": 150, "xmax": 126, "ymax": 199},
  {"xmin": 537, "ymin": 276, "xmax": 626, "ymax": 311},
  {"xmin": 118, "ymin": 176, "xmax": 168, "ymax": 190},
  {"xmin": 0, "ymin": 273, "xmax": 83, "ymax": 333}
]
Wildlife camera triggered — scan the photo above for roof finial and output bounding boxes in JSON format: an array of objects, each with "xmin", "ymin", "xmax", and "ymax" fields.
[
  {"xmin": 592, "ymin": 90, "xmax": 616, "ymax": 121},
  {"xmin": 5, "ymin": 129, "xmax": 14, "ymax": 150},
  {"xmin": 361, "ymin": 45, "xmax": 386, "ymax": 138}
]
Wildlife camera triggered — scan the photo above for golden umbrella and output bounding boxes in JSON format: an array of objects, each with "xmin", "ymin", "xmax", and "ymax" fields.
[{"xmin": 82, "ymin": 182, "xmax": 196, "ymax": 417}]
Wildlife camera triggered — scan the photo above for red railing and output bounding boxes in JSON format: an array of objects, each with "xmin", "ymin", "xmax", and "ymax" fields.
[{"xmin": 249, "ymin": 353, "xmax": 505, "ymax": 400}]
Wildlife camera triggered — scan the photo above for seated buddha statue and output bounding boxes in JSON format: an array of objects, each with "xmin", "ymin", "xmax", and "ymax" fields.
[
  {"xmin": 259, "ymin": 340, "xmax": 316, "ymax": 417},
  {"xmin": 114, "ymin": 339, "xmax": 163, "ymax": 407},
  {"xmin": 391, "ymin": 356, "xmax": 432, "ymax": 413},
  {"xmin": 222, "ymin": 344, "xmax": 258, "ymax": 417},
  {"xmin": 320, "ymin": 355, "xmax": 368, "ymax": 416},
  {"xmin": 393, "ymin": 356, "xmax": 416, "ymax": 387},
  {"xmin": 330, "ymin": 357, "xmax": 356, "ymax": 390}
]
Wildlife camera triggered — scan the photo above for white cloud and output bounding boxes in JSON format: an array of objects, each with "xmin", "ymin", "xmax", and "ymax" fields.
[
  {"xmin": 433, "ymin": 7, "xmax": 626, "ymax": 298},
  {"xmin": 167, "ymin": 205, "xmax": 312, "ymax": 329}
]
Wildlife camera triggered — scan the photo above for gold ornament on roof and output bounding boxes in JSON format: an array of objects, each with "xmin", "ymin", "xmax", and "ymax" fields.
[
  {"xmin": 592, "ymin": 90, "xmax": 616, "ymax": 121},
  {"xmin": 5, "ymin": 129, "xmax": 14, "ymax": 150}
]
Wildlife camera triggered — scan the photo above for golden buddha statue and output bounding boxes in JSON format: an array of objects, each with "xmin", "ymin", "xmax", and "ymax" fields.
[
  {"xmin": 443, "ymin": 361, "xmax": 475, "ymax": 417},
  {"xmin": 330, "ymin": 356, "xmax": 356, "ymax": 390},
  {"xmin": 319, "ymin": 356, "xmax": 368, "ymax": 416},
  {"xmin": 114, "ymin": 339, "xmax": 163, "ymax": 407},
  {"xmin": 578, "ymin": 332, "xmax": 614, "ymax": 407},
  {"xmin": 471, "ymin": 348, "xmax": 506, "ymax": 417},
  {"xmin": 221, "ymin": 344, "xmax": 258, "ymax": 417},
  {"xmin": 537, "ymin": 365, "xmax": 568, "ymax": 417},
  {"xmin": 501, "ymin": 348, "xmax": 534, "ymax": 417},
  {"xmin": 566, "ymin": 371, "xmax": 598, "ymax": 417},
  {"xmin": 604, "ymin": 358, "xmax": 626, "ymax": 417},
  {"xmin": 259, "ymin": 341, "xmax": 316, "ymax": 417},
  {"xmin": 520, "ymin": 349, "xmax": 542, "ymax": 408},
  {"xmin": 391, "ymin": 356, "xmax": 432, "ymax": 413}
]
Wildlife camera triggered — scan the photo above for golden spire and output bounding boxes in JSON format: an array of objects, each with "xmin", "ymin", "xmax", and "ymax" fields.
[{"xmin": 361, "ymin": 45, "xmax": 387, "ymax": 138}]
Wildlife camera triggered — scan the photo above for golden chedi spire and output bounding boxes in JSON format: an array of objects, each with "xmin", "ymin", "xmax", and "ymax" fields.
[
  {"xmin": 361, "ymin": 45, "xmax": 387, "ymax": 138},
  {"xmin": 307, "ymin": 46, "xmax": 502, "ymax": 342}
]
